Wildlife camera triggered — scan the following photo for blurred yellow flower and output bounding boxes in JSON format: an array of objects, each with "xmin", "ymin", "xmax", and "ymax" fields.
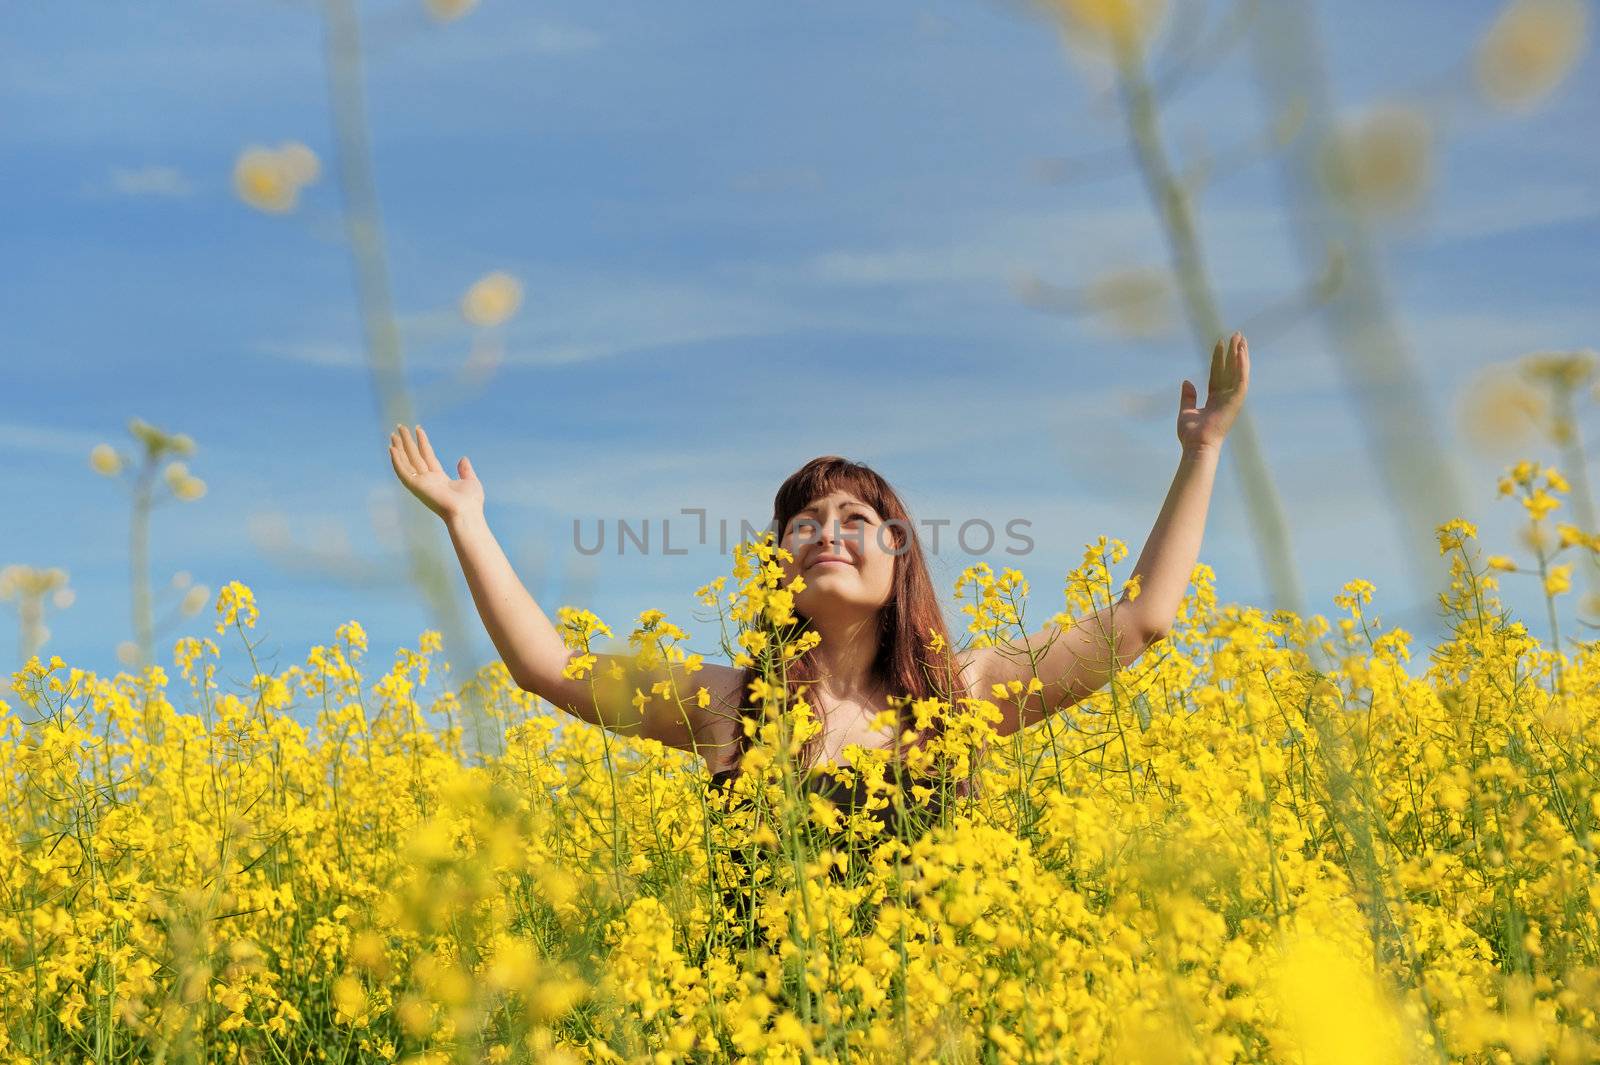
[
  {"xmin": 1518, "ymin": 521, "xmax": 1554, "ymax": 553},
  {"xmin": 129, "ymin": 417, "xmax": 169, "ymax": 452},
  {"xmin": 1320, "ymin": 104, "xmax": 1433, "ymax": 217},
  {"xmin": 277, "ymin": 142, "xmax": 320, "ymax": 186},
  {"xmin": 0, "ymin": 565, "xmax": 69, "ymax": 602},
  {"xmin": 1475, "ymin": 0, "xmax": 1589, "ymax": 112},
  {"xmin": 234, "ymin": 148, "xmax": 295, "ymax": 213},
  {"xmin": 234, "ymin": 142, "xmax": 321, "ymax": 214},
  {"xmin": 165, "ymin": 462, "xmax": 207, "ymax": 502},
  {"xmin": 1087, "ymin": 266, "xmax": 1176, "ymax": 338},
  {"xmin": 1457, "ymin": 364, "xmax": 1549, "ymax": 455},
  {"xmin": 461, "ymin": 271, "xmax": 524, "ymax": 327},
  {"xmin": 1269, "ymin": 928, "xmax": 1410, "ymax": 1065},
  {"xmin": 89, "ymin": 443, "xmax": 123, "ymax": 477},
  {"xmin": 425, "ymin": 0, "xmax": 479, "ymax": 21},
  {"xmin": 1035, "ymin": 0, "xmax": 1168, "ymax": 55},
  {"xmin": 331, "ymin": 973, "xmax": 368, "ymax": 1024},
  {"xmin": 1520, "ymin": 347, "xmax": 1597, "ymax": 392}
]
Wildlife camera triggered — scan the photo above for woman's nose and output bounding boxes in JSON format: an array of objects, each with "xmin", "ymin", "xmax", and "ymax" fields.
[{"xmin": 794, "ymin": 521, "xmax": 834, "ymax": 555}]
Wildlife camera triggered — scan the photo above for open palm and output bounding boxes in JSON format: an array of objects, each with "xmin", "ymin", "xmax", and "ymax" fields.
[
  {"xmin": 388, "ymin": 424, "xmax": 484, "ymax": 522},
  {"xmin": 1178, "ymin": 331, "xmax": 1250, "ymax": 452}
]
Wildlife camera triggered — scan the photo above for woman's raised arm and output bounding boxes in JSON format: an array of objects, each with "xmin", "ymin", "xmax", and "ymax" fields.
[
  {"xmin": 387, "ymin": 424, "xmax": 742, "ymax": 764},
  {"xmin": 970, "ymin": 331, "xmax": 1249, "ymax": 735}
]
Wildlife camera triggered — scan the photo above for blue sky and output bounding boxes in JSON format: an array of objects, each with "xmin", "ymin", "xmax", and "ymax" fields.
[{"xmin": 4, "ymin": 0, "xmax": 1598, "ymax": 694}]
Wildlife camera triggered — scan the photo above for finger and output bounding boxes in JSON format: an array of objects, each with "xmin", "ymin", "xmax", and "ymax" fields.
[
  {"xmin": 1236, "ymin": 334, "xmax": 1249, "ymax": 391},
  {"xmin": 389, "ymin": 438, "xmax": 413, "ymax": 480},
  {"xmin": 1180, "ymin": 379, "xmax": 1196, "ymax": 411},
  {"xmin": 1208, "ymin": 335, "xmax": 1225, "ymax": 397},
  {"xmin": 415, "ymin": 425, "xmax": 444, "ymax": 474},
  {"xmin": 459, "ymin": 455, "xmax": 476, "ymax": 480},
  {"xmin": 398, "ymin": 423, "xmax": 424, "ymax": 472}
]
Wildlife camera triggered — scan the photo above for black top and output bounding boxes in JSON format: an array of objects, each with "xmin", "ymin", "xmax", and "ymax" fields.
[
  {"xmin": 704, "ymin": 757, "xmax": 958, "ymax": 950},
  {"xmin": 707, "ymin": 758, "xmax": 952, "ymax": 842}
]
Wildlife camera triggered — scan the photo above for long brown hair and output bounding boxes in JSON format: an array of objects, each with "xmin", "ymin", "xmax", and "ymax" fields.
[{"xmin": 730, "ymin": 455, "xmax": 977, "ymax": 777}]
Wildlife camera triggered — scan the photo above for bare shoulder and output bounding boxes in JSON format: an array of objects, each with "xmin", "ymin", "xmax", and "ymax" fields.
[{"xmin": 951, "ymin": 645, "xmax": 996, "ymax": 701}]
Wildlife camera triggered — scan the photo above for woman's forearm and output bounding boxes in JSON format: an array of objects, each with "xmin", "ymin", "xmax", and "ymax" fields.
[
  {"xmin": 1126, "ymin": 444, "xmax": 1221, "ymax": 637},
  {"xmin": 444, "ymin": 510, "xmax": 571, "ymax": 692}
]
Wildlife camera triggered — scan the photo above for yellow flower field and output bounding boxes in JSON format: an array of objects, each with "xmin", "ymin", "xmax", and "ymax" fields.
[{"xmin": 5, "ymin": 476, "xmax": 1600, "ymax": 1064}]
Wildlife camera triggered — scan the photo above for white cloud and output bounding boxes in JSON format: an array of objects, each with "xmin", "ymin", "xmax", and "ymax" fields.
[
  {"xmin": 107, "ymin": 164, "xmax": 193, "ymax": 198},
  {"xmin": 778, "ymin": 201, "xmax": 1301, "ymax": 295},
  {"xmin": 788, "ymin": 206, "xmax": 1147, "ymax": 288},
  {"xmin": 0, "ymin": 421, "xmax": 108, "ymax": 458},
  {"xmin": 502, "ymin": 274, "xmax": 863, "ymax": 368},
  {"xmin": 253, "ymin": 270, "xmax": 892, "ymax": 372},
  {"xmin": 78, "ymin": 164, "xmax": 196, "ymax": 200},
  {"xmin": 252, "ymin": 338, "xmax": 362, "ymax": 368},
  {"xmin": 1426, "ymin": 182, "xmax": 1600, "ymax": 242}
]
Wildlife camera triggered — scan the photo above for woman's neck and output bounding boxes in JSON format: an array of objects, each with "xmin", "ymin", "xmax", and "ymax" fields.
[{"xmin": 803, "ymin": 608, "xmax": 883, "ymax": 700}]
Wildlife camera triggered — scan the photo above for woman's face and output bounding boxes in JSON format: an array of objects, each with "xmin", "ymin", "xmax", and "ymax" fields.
[{"xmin": 779, "ymin": 489, "xmax": 898, "ymax": 617}]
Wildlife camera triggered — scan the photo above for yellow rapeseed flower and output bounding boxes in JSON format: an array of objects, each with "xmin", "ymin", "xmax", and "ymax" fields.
[
  {"xmin": 214, "ymin": 580, "xmax": 259, "ymax": 635},
  {"xmin": 1475, "ymin": 0, "xmax": 1589, "ymax": 111},
  {"xmin": 460, "ymin": 271, "xmax": 524, "ymax": 328},
  {"xmin": 424, "ymin": 0, "xmax": 478, "ymax": 22},
  {"xmin": 233, "ymin": 142, "xmax": 320, "ymax": 214},
  {"xmin": 1320, "ymin": 104, "xmax": 1433, "ymax": 217},
  {"xmin": 89, "ymin": 443, "xmax": 122, "ymax": 476}
]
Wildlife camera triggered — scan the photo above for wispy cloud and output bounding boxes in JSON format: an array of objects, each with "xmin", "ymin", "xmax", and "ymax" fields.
[
  {"xmin": 253, "ymin": 270, "xmax": 886, "ymax": 372},
  {"xmin": 1427, "ymin": 182, "xmax": 1600, "ymax": 242},
  {"xmin": 779, "ymin": 201, "xmax": 1299, "ymax": 292},
  {"xmin": 109, "ymin": 164, "xmax": 193, "ymax": 198},
  {"xmin": 0, "ymin": 421, "xmax": 106, "ymax": 459},
  {"xmin": 504, "ymin": 289, "xmax": 808, "ymax": 368},
  {"xmin": 78, "ymin": 164, "xmax": 196, "ymax": 200},
  {"xmin": 112, "ymin": 163, "xmax": 192, "ymax": 196},
  {"xmin": 251, "ymin": 338, "xmax": 363, "ymax": 369},
  {"xmin": 787, "ymin": 207, "xmax": 1146, "ymax": 289}
]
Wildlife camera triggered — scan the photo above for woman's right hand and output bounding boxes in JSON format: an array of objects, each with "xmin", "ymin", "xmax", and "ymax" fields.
[{"xmin": 389, "ymin": 423, "xmax": 484, "ymax": 523}]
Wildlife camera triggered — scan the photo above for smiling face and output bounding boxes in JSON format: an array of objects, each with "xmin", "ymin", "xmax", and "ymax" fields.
[{"xmin": 779, "ymin": 489, "xmax": 899, "ymax": 619}]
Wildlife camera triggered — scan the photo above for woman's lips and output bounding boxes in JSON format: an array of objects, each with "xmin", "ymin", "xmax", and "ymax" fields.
[{"xmin": 809, "ymin": 557, "xmax": 851, "ymax": 569}]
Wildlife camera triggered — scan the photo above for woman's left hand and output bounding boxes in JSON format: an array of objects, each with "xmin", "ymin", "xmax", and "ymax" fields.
[{"xmin": 1177, "ymin": 331, "xmax": 1249, "ymax": 453}]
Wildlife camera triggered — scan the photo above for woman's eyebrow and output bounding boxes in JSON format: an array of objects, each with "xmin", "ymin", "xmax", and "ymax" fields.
[{"xmin": 797, "ymin": 498, "xmax": 873, "ymax": 516}]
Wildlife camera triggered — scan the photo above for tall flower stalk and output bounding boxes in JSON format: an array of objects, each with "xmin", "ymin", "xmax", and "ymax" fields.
[
  {"xmin": 317, "ymin": 0, "xmax": 495, "ymax": 757},
  {"xmin": 1031, "ymin": 1, "xmax": 1308, "ymax": 620},
  {"xmin": 89, "ymin": 418, "xmax": 208, "ymax": 673}
]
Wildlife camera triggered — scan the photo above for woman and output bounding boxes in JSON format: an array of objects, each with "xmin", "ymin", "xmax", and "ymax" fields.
[{"xmin": 386, "ymin": 332, "xmax": 1250, "ymax": 790}]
